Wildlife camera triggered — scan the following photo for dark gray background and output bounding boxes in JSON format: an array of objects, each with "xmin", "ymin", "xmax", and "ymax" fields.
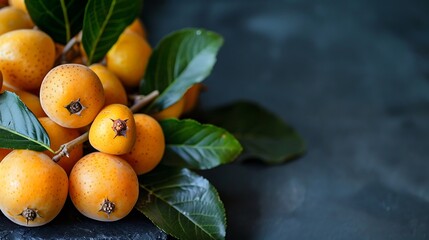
[
  {"xmin": 1, "ymin": 0, "xmax": 429, "ymax": 239},
  {"xmin": 142, "ymin": 0, "xmax": 429, "ymax": 239}
]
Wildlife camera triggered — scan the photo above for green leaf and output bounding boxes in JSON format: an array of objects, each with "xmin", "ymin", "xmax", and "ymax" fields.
[
  {"xmin": 136, "ymin": 166, "xmax": 226, "ymax": 240},
  {"xmin": 204, "ymin": 101, "xmax": 305, "ymax": 164},
  {"xmin": 140, "ymin": 28, "xmax": 223, "ymax": 113},
  {"xmin": 82, "ymin": 0, "xmax": 142, "ymax": 65},
  {"xmin": 160, "ymin": 118, "xmax": 242, "ymax": 170},
  {"xmin": 0, "ymin": 91, "xmax": 51, "ymax": 152},
  {"xmin": 25, "ymin": 0, "xmax": 85, "ymax": 44}
]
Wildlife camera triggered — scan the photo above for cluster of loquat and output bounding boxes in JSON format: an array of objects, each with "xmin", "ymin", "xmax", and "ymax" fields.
[{"xmin": 0, "ymin": 0, "xmax": 201, "ymax": 227}]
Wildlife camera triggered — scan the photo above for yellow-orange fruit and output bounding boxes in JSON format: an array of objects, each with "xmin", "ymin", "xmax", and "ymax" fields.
[
  {"xmin": 69, "ymin": 152, "xmax": 139, "ymax": 222},
  {"xmin": 38, "ymin": 117, "xmax": 83, "ymax": 175},
  {"xmin": 89, "ymin": 64, "xmax": 127, "ymax": 106},
  {"xmin": 8, "ymin": 0, "xmax": 27, "ymax": 13},
  {"xmin": 183, "ymin": 83, "xmax": 203, "ymax": 114},
  {"xmin": 0, "ymin": 69, "xmax": 2, "ymax": 89},
  {"xmin": 14, "ymin": 90, "xmax": 46, "ymax": 117},
  {"xmin": 0, "ymin": 29, "xmax": 55, "ymax": 91},
  {"xmin": 121, "ymin": 114, "xmax": 165, "ymax": 175},
  {"xmin": 151, "ymin": 97, "xmax": 185, "ymax": 120},
  {"xmin": 125, "ymin": 18, "xmax": 146, "ymax": 38},
  {"xmin": 40, "ymin": 64, "xmax": 105, "ymax": 128},
  {"xmin": 1, "ymin": 86, "xmax": 46, "ymax": 117},
  {"xmin": 89, "ymin": 104, "xmax": 136, "ymax": 155},
  {"xmin": 0, "ymin": 150, "xmax": 68, "ymax": 227},
  {"xmin": 0, "ymin": 148, "xmax": 11, "ymax": 162},
  {"xmin": 0, "ymin": 6, "xmax": 33, "ymax": 36},
  {"xmin": 106, "ymin": 31, "xmax": 152, "ymax": 88}
]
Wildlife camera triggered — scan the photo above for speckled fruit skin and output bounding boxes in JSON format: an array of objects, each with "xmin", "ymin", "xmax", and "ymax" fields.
[
  {"xmin": 38, "ymin": 117, "xmax": 83, "ymax": 175},
  {"xmin": 40, "ymin": 64, "xmax": 105, "ymax": 128},
  {"xmin": 106, "ymin": 31, "xmax": 152, "ymax": 88},
  {"xmin": 121, "ymin": 114, "xmax": 165, "ymax": 175},
  {"xmin": 89, "ymin": 64, "xmax": 128, "ymax": 106},
  {"xmin": 0, "ymin": 29, "xmax": 55, "ymax": 91},
  {"xmin": 0, "ymin": 6, "xmax": 34, "ymax": 35},
  {"xmin": 0, "ymin": 150, "xmax": 68, "ymax": 227},
  {"xmin": 89, "ymin": 104, "xmax": 136, "ymax": 155},
  {"xmin": 69, "ymin": 152, "xmax": 139, "ymax": 222}
]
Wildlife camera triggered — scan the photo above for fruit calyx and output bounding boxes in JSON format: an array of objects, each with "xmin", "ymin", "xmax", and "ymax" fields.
[
  {"xmin": 19, "ymin": 207, "xmax": 41, "ymax": 224},
  {"xmin": 99, "ymin": 198, "xmax": 115, "ymax": 218},
  {"xmin": 65, "ymin": 98, "xmax": 86, "ymax": 116},
  {"xmin": 111, "ymin": 119, "xmax": 128, "ymax": 138}
]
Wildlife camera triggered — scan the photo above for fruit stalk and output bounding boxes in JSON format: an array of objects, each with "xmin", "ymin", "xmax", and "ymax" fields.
[
  {"xmin": 52, "ymin": 90, "xmax": 159, "ymax": 162},
  {"xmin": 130, "ymin": 90, "xmax": 159, "ymax": 112},
  {"xmin": 60, "ymin": 36, "xmax": 77, "ymax": 64}
]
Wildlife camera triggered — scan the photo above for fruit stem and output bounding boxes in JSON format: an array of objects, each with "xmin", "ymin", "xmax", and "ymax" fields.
[
  {"xmin": 130, "ymin": 90, "xmax": 159, "ymax": 112},
  {"xmin": 52, "ymin": 132, "xmax": 88, "ymax": 162},
  {"xmin": 61, "ymin": 36, "xmax": 77, "ymax": 64},
  {"xmin": 51, "ymin": 90, "xmax": 159, "ymax": 162}
]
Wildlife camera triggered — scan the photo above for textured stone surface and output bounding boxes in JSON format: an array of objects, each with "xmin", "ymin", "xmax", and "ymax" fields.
[
  {"xmin": 2, "ymin": 0, "xmax": 429, "ymax": 239},
  {"xmin": 0, "ymin": 200, "xmax": 167, "ymax": 239}
]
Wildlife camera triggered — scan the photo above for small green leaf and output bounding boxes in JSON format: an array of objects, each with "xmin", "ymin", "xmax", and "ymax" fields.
[
  {"xmin": 140, "ymin": 28, "xmax": 223, "ymax": 113},
  {"xmin": 160, "ymin": 118, "xmax": 242, "ymax": 170},
  {"xmin": 82, "ymin": 0, "xmax": 142, "ymax": 65},
  {"xmin": 204, "ymin": 101, "xmax": 305, "ymax": 164},
  {"xmin": 25, "ymin": 0, "xmax": 85, "ymax": 44},
  {"xmin": 0, "ymin": 91, "xmax": 51, "ymax": 152},
  {"xmin": 136, "ymin": 166, "xmax": 226, "ymax": 240}
]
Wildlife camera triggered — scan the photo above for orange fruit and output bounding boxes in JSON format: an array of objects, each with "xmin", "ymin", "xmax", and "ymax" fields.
[
  {"xmin": 0, "ymin": 6, "xmax": 33, "ymax": 36},
  {"xmin": 183, "ymin": 83, "xmax": 203, "ymax": 114},
  {"xmin": 8, "ymin": 0, "xmax": 27, "ymax": 13},
  {"xmin": 0, "ymin": 29, "xmax": 55, "ymax": 91},
  {"xmin": 121, "ymin": 114, "xmax": 165, "ymax": 175},
  {"xmin": 0, "ymin": 150, "xmax": 68, "ymax": 227},
  {"xmin": 40, "ymin": 64, "xmax": 105, "ymax": 128},
  {"xmin": 151, "ymin": 98, "xmax": 185, "ymax": 120},
  {"xmin": 106, "ymin": 31, "xmax": 152, "ymax": 88},
  {"xmin": 1, "ymin": 85, "xmax": 46, "ymax": 117},
  {"xmin": 69, "ymin": 152, "xmax": 139, "ymax": 222},
  {"xmin": 89, "ymin": 104, "xmax": 136, "ymax": 155},
  {"xmin": 89, "ymin": 64, "xmax": 127, "ymax": 106},
  {"xmin": 125, "ymin": 18, "xmax": 146, "ymax": 38}
]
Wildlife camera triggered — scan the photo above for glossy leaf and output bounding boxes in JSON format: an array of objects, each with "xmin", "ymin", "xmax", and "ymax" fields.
[
  {"xmin": 82, "ymin": 0, "xmax": 142, "ymax": 65},
  {"xmin": 0, "ymin": 91, "xmax": 51, "ymax": 151},
  {"xmin": 25, "ymin": 0, "xmax": 85, "ymax": 44},
  {"xmin": 136, "ymin": 167, "xmax": 226, "ymax": 240},
  {"xmin": 160, "ymin": 118, "xmax": 242, "ymax": 170},
  {"xmin": 204, "ymin": 101, "xmax": 305, "ymax": 164},
  {"xmin": 140, "ymin": 28, "xmax": 223, "ymax": 113}
]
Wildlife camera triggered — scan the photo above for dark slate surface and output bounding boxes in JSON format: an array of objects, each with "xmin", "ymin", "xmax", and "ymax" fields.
[
  {"xmin": 0, "ymin": 200, "xmax": 167, "ymax": 239},
  {"xmin": 2, "ymin": 0, "xmax": 429, "ymax": 239}
]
